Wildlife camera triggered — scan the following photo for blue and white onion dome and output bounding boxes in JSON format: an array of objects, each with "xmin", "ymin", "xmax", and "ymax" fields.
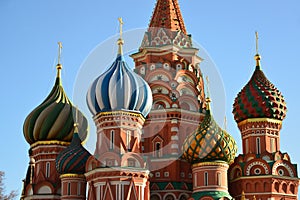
[{"xmin": 87, "ymin": 37, "xmax": 153, "ymax": 117}]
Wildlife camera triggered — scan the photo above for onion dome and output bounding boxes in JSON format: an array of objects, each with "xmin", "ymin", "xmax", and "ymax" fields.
[
  {"xmin": 56, "ymin": 125, "xmax": 91, "ymax": 174},
  {"xmin": 23, "ymin": 44, "xmax": 88, "ymax": 144},
  {"xmin": 182, "ymin": 98, "xmax": 237, "ymax": 164},
  {"xmin": 86, "ymin": 21, "xmax": 152, "ymax": 117},
  {"xmin": 233, "ymin": 54, "xmax": 287, "ymax": 123}
]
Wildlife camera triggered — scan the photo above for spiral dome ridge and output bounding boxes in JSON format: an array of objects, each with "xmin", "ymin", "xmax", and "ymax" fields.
[
  {"xmin": 23, "ymin": 67, "xmax": 88, "ymax": 145},
  {"xmin": 233, "ymin": 56, "xmax": 287, "ymax": 123},
  {"xmin": 87, "ymin": 45, "xmax": 152, "ymax": 117},
  {"xmin": 182, "ymin": 102, "xmax": 237, "ymax": 164},
  {"xmin": 56, "ymin": 131, "xmax": 91, "ymax": 175}
]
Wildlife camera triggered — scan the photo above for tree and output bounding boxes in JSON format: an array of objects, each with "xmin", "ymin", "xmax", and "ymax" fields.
[{"xmin": 0, "ymin": 171, "xmax": 17, "ymax": 200}]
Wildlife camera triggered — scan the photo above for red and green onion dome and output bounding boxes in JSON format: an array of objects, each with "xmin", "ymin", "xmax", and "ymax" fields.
[
  {"xmin": 56, "ymin": 129, "xmax": 91, "ymax": 174},
  {"xmin": 182, "ymin": 99, "xmax": 237, "ymax": 164},
  {"xmin": 23, "ymin": 64, "xmax": 88, "ymax": 145},
  {"xmin": 233, "ymin": 54, "xmax": 287, "ymax": 123}
]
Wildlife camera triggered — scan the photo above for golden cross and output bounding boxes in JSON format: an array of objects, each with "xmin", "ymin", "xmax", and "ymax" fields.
[
  {"xmin": 57, "ymin": 41, "xmax": 63, "ymax": 64},
  {"xmin": 255, "ymin": 31, "xmax": 259, "ymax": 55},
  {"xmin": 118, "ymin": 17, "xmax": 124, "ymax": 39}
]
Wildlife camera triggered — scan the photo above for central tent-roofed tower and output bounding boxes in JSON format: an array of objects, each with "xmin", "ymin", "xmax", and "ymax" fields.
[{"xmin": 131, "ymin": 0, "xmax": 206, "ymax": 199}]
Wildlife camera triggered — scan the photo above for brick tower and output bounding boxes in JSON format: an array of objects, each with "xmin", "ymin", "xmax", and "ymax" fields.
[
  {"xmin": 21, "ymin": 44, "xmax": 88, "ymax": 200},
  {"xmin": 131, "ymin": 0, "xmax": 206, "ymax": 199},
  {"xmin": 85, "ymin": 20, "xmax": 153, "ymax": 200},
  {"xmin": 229, "ymin": 34, "xmax": 299, "ymax": 199}
]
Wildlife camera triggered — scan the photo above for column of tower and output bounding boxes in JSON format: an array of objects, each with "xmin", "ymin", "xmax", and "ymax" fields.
[
  {"xmin": 229, "ymin": 35, "xmax": 299, "ymax": 199},
  {"xmin": 130, "ymin": 0, "xmax": 206, "ymax": 199},
  {"xmin": 21, "ymin": 44, "xmax": 88, "ymax": 200},
  {"xmin": 85, "ymin": 19, "xmax": 152, "ymax": 200},
  {"xmin": 182, "ymin": 97, "xmax": 237, "ymax": 200}
]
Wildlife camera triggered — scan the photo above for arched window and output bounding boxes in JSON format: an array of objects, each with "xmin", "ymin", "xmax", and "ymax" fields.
[
  {"xmin": 110, "ymin": 130, "xmax": 115, "ymax": 150},
  {"xmin": 204, "ymin": 172, "xmax": 208, "ymax": 186},
  {"xmin": 256, "ymin": 137, "xmax": 261, "ymax": 154},
  {"xmin": 45, "ymin": 162, "xmax": 50, "ymax": 178}
]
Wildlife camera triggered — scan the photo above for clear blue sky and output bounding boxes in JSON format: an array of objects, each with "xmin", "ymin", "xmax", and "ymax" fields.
[{"xmin": 0, "ymin": 0, "xmax": 299, "ymax": 198}]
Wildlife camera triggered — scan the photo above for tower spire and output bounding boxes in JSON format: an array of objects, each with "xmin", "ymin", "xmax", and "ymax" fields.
[
  {"xmin": 117, "ymin": 17, "xmax": 124, "ymax": 56},
  {"xmin": 56, "ymin": 42, "xmax": 63, "ymax": 79},
  {"xmin": 254, "ymin": 31, "xmax": 261, "ymax": 68},
  {"xmin": 149, "ymin": 0, "xmax": 187, "ymax": 34}
]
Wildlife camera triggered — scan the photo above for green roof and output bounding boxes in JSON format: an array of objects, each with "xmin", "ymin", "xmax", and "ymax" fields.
[{"xmin": 192, "ymin": 191, "xmax": 232, "ymax": 200}]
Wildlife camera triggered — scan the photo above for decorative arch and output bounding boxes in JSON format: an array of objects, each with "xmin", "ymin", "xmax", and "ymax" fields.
[
  {"xmin": 163, "ymin": 193, "xmax": 176, "ymax": 200},
  {"xmin": 35, "ymin": 181, "xmax": 54, "ymax": 194},
  {"xmin": 244, "ymin": 159, "xmax": 270, "ymax": 175},
  {"xmin": 121, "ymin": 152, "xmax": 144, "ymax": 168},
  {"xmin": 150, "ymin": 193, "xmax": 162, "ymax": 200},
  {"xmin": 272, "ymin": 160, "xmax": 296, "ymax": 177},
  {"xmin": 178, "ymin": 95, "xmax": 199, "ymax": 112},
  {"xmin": 178, "ymin": 193, "xmax": 189, "ymax": 200},
  {"xmin": 146, "ymin": 69, "xmax": 173, "ymax": 83},
  {"xmin": 229, "ymin": 165, "xmax": 242, "ymax": 180},
  {"xmin": 97, "ymin": 151, "xmax": 120, "ymax": 167}
]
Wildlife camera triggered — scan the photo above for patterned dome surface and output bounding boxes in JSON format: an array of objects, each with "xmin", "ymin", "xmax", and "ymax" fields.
[
  {"xmin": 87, "ymin": 50, "xmax": 153, "ymax": 117},
  {"xmin": 56, "ymin": 131, "xmax": 91, "ymax": 174},
  {"xmin": 182, "ymin": 104, "xmax": 237, "ymax": 164},
  {"xmin": 233, "ymin": 57, "xmax": 287, "ymax": 123},
  {"xmin": 23, "ymin": 67, "xmax": 88, "ymax": 144}
]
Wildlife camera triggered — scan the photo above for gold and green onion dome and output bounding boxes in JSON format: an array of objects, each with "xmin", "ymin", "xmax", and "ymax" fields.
[
  {"xmin": 182, "ymin": 99, "xmax": 237, "ymax": 164},
  {"xmin": 56, "ymin": 130, "xmax": 91, "ymax": 175},
  {"xmin": 233, "ymin": 54, "xmax": 287, "ymax": 123},
  {"xmin": 23, "ymin": 64, "xmax": 88, "ymax": 145}
]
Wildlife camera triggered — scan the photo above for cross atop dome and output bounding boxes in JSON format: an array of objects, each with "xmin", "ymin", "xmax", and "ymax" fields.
[{"xmin": 149, "ymin": 0, "xmax": 187, "ymax": 34}]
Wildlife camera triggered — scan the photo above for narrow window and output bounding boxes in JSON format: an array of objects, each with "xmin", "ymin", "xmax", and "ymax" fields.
[
  {"xmin": 270, "ymin": 138, "xmax": 275, "ymax": 152},
  {"xmin": 256, "ymin": 137, "xmax": 261, "ymax": 154},
  {"xmin": 110, "ymin": 130, "xmax": 115, "ymax": 150},
  {"xmin": 126, "ymin": 130, "xmax": 131, "ymax": 150},
  {"xmin": 217, "ymin": 173, "xmax": 221, "ymax": 186},
  {"xmin": 45, "ymin": 162, "xmax": 50, "ymax": 178},
  {"xmin": 245, "ymin": 139, "xmax": 249, "ymax": 154},
  {"xmin": 204, "ymin": 172, "xmax": 208, "ymax": 186},
  {"xmin": 77, "ymin": 182, "xmax": 81, "ymax": 196},
  {"xmin": 155, "ymin": 142, "xmax": 161, "ymax": 157},
  {"xmin": 67, "ymin": 182, "xmax": 71, "ymax": 195}
]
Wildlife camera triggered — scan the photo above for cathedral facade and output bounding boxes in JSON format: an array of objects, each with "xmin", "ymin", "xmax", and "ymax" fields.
[{"xmin": 21, "ymin": 0, "xmax": 299, "ymax": 200}]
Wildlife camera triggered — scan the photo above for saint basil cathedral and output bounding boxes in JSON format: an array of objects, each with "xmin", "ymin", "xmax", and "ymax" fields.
[{"xmin": 21, "ymin": 0, "xmax": 299, "ymax": 199}]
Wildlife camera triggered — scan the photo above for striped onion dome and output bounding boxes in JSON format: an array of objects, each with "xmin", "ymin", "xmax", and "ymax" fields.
[
  {"xmin": 56, "ymin": 129, "xmax": 91, "ymax": 174},
  {"xmin": 233, "ymin": 54, "xmax": 287, "ymax": 123},
  {"xmin": 23, "ymin": 64, "xmax": 88, "ymax": 144},
  {"xmin": 86, "ymin": 38, "xmax": 152, "ymax": 117},
  {"xmin": 182, "ymin": 99, "xmax": 237, "ymax": 164}
]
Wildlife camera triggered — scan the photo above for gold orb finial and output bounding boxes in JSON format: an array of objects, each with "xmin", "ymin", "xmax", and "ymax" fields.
[
  {"xmin": 205, "ymin": 76, "xmax": 211, "ymax": 110},
  {"xmin": 255, "ymin": 32, "xmax": 261, "ymax": 68},
  {"xmin": 56, "ymin": 42, "xmax": 63, "ymax": 78},
  {"xmin": 74, "ymin": 106, "xmax": 79, "ymax": 133}
]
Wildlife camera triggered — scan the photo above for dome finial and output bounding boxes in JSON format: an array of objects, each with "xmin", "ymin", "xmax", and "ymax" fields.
[
  {"xmin": 205, "ymin": 76, "xmax": 211, "ymax": 110},
  {"xmin": 117, "ymin": 17, "xmax": 124, "ymax": 56},
  {"xmin": 254, "ymin": 31, "xmax": 261, "ymax": 68},
  {"xmin": 56, "ymin": 41, "xmax": 63, "ymax": 78},
  {"xmin": 74, "ymin": 106, "xmax": 79, "ymax": 133}
]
